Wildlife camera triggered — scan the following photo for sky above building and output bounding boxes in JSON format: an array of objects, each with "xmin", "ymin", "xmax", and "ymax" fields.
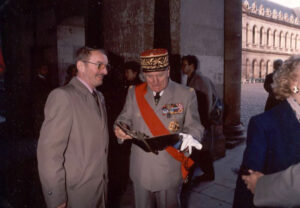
[{"xmin": 268, "ymin": 0, "xmax": 300, "ymax": 8}]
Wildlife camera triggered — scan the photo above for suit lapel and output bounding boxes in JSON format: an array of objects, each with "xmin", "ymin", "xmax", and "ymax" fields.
[
  {"xmin": 279, "ymin": 101, "xmax": 300, "ymax": 144},
  {"xmin": 70, "ymin": 77, "xmax": 103, "ymax": 118}
]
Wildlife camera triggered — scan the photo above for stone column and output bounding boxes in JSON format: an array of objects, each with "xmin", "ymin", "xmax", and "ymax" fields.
[
  {"xmin": 85, "ymin": 0, "xmax": 104, "ymax": 48},
  {"xmin": 224, "ymin": 0, "xmax": 245, "ymax": 146}
]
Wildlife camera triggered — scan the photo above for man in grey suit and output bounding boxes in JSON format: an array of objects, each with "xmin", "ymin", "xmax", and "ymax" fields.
[
  {"xmin": 114, "ymin": 48, "xmax": 204, "ymax": 208},
  {"xmin": 37, "ymin": 47, "xmax": 109, "ymax": 208},
  {"xmin": 242, "ymin": 164, "xmax": 300, "ymax": 207}
]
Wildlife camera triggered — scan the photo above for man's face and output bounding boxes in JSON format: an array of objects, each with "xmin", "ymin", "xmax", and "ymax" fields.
[
  {"xmin": 181, "ymin": 59, "xmax": 193, "ymax": 75},
  {"xmin": 40, "ymin": 65, "xmax": 49, "ymax": 76},
  {"xmin": 125, "ymin": 68, "xmax": 137, "ymax": 81},
  {"xmin": 77, "ymin": 50, "xmax": 108, "ymax": 89},
  {"xmin": 143, "ymin": 69, "xmax": 169, "ymax": 92}
]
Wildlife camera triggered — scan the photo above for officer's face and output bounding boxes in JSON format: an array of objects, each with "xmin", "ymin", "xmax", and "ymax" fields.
[
  {"xmin": 143, "ymin": 69, "xmax": 169, "ymax": 92},
  {"xmin": 77, "ymin": 51, "xmax": 108, "ymax": 89}
]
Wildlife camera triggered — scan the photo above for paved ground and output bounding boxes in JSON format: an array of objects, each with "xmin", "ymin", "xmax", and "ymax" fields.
[{"xmin": 0, "ymin": 83, "xmax": 268, "ymax": 208}]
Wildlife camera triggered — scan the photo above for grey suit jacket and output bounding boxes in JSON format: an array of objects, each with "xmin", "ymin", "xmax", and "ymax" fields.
[
  {"xmin": 116, "ymin": 80, "xmax": 204, "ymax": 191},
  {"xmin": 37, "ymin": 77, "xmax": 109, "ymax": 208},
  {"xmin": 254, "ymin": 163, "xmax": 300, "ymax": 207}
]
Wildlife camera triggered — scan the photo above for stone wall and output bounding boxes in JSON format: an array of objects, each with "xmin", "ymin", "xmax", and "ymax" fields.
[
  {"xmin": 57, "ymin": 17, "xmax": 85, "ymax": 85},
  {"xmin": 102, "ymin": 0, "xmax": 154, "ymax": 62},
  {"xmin": 180, "ymin": 0, "xmax": 224, "ymax": 97}
]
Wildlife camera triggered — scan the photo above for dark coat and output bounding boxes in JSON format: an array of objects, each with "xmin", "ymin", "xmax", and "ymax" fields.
[
  {"xmin": 233, "ymin": 100, "xmax": 300, "ymax": 208},
  {"xmin": 32, "ymin": 75, "xmax": 52, "ymax": 136},
  {"xmin": 264, "ymin": 73, "xmax": 282, "ymax": 111}
]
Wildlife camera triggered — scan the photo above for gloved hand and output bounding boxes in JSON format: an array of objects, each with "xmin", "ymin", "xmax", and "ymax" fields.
[{"xmin": 179, "ymin": 133, "xmax": 203, "ymax": 154}]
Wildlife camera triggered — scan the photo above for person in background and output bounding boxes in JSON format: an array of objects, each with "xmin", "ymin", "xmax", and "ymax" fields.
[
  {"xmin": 37, "ymin": 46, "xmax": 109, "ymax": 208},
  {"xmin": 124, "ymin": 61, "xmax": 142, "ymax": 88},
  {"xmin": 181, "ymin": 55, "xmax": 215, "ymax": 180},
  {"xmin": 64, "ymin": 64, "xmax": 77, "ymax": 85},
  {"xmin": 264, "ymin": 59, "xmax": 283, "ymax": 111},
  {"xmin": 181, "ymin": 55, "xmax": 215, "ymax": 129},
  {"xmin": 32, "ymin": 64, "xmax": 52, "ymax": 138},
  {"xmin": 242, "ymin": 163, "xmax": 300, "ymax": 207},
  {"xmin": 114, "ymin": 48, "xmax": 204, "ymax": 208},
  {"xmin": 233, "ymin": 55, "xmax": 300, "ymax": 208}
]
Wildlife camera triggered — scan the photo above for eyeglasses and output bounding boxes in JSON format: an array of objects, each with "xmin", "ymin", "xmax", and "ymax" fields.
[{"xmin": 82, "ymin": 61, "xmax": 111, "ymax": 71}]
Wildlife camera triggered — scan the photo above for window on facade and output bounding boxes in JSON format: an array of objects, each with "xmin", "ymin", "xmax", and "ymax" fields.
[
  {"xmin": 246, "ymin": 24, "xmax": 249, "ymax": 44},
  {"xmin": 252, "ymin": 60, "xmax": 257, "ymax": 79},
  {"xmin": 267, "ymin": 29, "xmax": 271, "ymax": 46},
  {"xmin": 291, "ymin": 34, "xmax": 294, "ymax": 49},
  {"xmin": 246, "ymin": 59, "xmax": 249, "ymax": 79},
  {"xmin": 259, "ymin": 60, "xmax": 264, "ymax": 78},
  {"xmin": 296, "ymin": 35, "xmax": 298, "ymax": 50},
  {"xmin": 260, "ymin": 27, "xmax": 263, "ymax": 45},
  {"xmin": 273, "ymin": 31, "xmax": 277, "ymax": 47},
  {"xmin": 279, "ymin": 31, "xmax": 283, "ymax": 48},
  {"xmin": 253, "ymin": 26, "xmax": 256, "ymax": 44},
  {"xmin": 285, "ymin": 32, "xmax": 288, "ymax": 49}
]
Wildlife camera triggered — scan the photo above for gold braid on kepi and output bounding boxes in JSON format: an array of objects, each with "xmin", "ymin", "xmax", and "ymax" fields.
[{"xmin": 140, "ymin": 49, "xmax": 169, "ymax": 72}]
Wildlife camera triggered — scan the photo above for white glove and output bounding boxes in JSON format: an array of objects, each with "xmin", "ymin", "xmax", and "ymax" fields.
[{"xmin": 179, "ymin": 133, "xmax": 203, "ymax": 154}]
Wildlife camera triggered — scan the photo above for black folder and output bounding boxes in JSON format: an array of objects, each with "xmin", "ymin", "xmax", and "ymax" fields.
[{"xmin": 116, "ymin": 122, "xmax": 181, "ymax": 154}]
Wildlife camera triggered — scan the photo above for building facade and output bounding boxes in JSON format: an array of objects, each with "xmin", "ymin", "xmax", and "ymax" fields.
[{"xmin": 242, "ymin": 0, "xmax": 300, "ymax": 83}]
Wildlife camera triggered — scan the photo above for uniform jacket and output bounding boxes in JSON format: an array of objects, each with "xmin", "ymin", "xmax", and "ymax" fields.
[
  {"xmin": 233, "ymin": 100, "xmax": 300, "ymax": 208},
  {"xmin": 116, "ymin": 80, "xmax": 204, "ymax": 191},
  {"xmin": 37, "ymin": 77, "xmax": 109, "ymax": 208},
  {"xmin": 254, "ymin": 162, "xmax": 300, "ymax": 207}
]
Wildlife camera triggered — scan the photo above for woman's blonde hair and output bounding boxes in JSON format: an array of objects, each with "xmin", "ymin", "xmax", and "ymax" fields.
[{"xmin": 272, "ymin": 55, "xmax": 300, "ymax": 100}]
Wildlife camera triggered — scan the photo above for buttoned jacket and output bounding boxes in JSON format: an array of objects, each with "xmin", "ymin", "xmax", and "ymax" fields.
[
  {"xmin": 37, "ymin": 77, "xmax": 109, "ymax": 208},
  {"xmin": 116, "ymin": 80, "xmax": 204, "ymax": 191}
]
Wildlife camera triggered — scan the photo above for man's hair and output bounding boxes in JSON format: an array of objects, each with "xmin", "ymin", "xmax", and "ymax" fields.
[
  {"xmin": 75, "ymin": 46, "xmax": 106, "ymax": 63},
  {"xmin": 182, "ymin": 55, "xmax": 199, "ymax": 70},
  {"xmin": 124, "ymin": 61, "xmax": 140, "ymax": 74},
  {"xmin": 273, "ymin": 59, "xmax": 283, "ymax": 71}
]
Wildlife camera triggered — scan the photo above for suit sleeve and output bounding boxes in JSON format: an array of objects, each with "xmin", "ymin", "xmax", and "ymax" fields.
[
  {"xmin": 182, "ymin": 89, "xmax": 204, "ymax": 141},
  {"xmin": 37, "ymin": 89, "xmax": 72, "ymax": 208},
  {"xmin": 114, "ymin": 86, "xmax": 134, "ymax": 139},
  {"xmin": 233, "ymin": 117, "xmax": 268, "ymax": 208},
  {"xmin": 254, "ymin": 163, "xmax": 300, "ymax": 207}
]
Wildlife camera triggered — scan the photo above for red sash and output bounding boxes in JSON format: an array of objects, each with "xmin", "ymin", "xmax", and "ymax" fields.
[{"xmin": 135, "ymin": 83, "xmax": 194, "ymax": 179}]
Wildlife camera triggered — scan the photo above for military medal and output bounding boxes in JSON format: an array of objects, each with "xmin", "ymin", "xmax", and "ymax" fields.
[
  {"xmin": 162, "ymin": 103, "xmax": 184, "ymax": 117},
  {"xmin": 168, "ymin": 121, "xmax": 180, "ymax": 132}
]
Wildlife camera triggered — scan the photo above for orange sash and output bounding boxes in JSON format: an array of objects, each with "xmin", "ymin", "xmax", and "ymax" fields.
[{"xmin": 135, "ymin": 83, "xmax": 194, "ymax": 179}]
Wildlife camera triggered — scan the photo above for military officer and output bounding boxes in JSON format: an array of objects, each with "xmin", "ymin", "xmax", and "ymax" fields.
[{"xmin": 114, "ymin": 48, "xmax": 204, "ymax": 208}]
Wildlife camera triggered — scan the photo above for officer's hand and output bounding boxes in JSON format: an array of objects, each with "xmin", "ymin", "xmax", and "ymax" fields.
[
  {"xmin": 179, "ymin": 133, "xmax": 202, "ymax": 154},
  {"xmin": 114, "ymin": 126, "xmax": 132, "ymax": 140}
]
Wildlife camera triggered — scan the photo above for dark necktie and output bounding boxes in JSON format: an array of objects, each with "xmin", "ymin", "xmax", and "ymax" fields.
[
  {"xmin": 154, "ymin": 92, "xmax": 161, "ymax": 105},
  {"xmin": 92, "ymin": 91, "xmax": 101, "ymax": 113}
]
